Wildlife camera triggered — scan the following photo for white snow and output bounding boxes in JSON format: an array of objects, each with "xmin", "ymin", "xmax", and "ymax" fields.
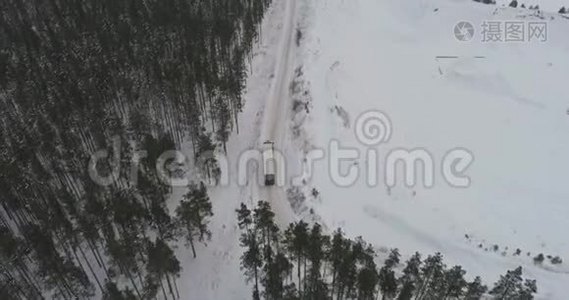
[{"xmin": 295, "ymin": 0, "xmax": 569, "ymax": 298}]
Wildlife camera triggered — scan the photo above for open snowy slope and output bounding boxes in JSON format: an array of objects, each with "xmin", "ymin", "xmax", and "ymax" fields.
[{"xmin": 296, "ymin": 0, "xmax": 569, "ymax": 298}]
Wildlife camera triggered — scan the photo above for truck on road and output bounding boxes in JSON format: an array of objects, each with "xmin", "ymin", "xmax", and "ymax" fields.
[{"xmin": 263, "ymin": 141, "xmax": 276, "ymax": 186}]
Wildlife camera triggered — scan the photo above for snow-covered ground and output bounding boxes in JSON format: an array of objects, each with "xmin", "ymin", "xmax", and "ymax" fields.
[{"xmin": 295, "ymin": 0, "xmax": 569, "ymax": 298}]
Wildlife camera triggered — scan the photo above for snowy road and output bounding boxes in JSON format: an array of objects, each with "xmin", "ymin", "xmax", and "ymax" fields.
[
  {"xmin": 257, "ymin": 0, "xmax": 298, "ymax": 226},
  {"xmin": 175, "ymin": 1, "xmax": 299, "ymax": 298},
  {"xmin": 261, "ymin": 0, "xmax": 296, "ymax": 143}
]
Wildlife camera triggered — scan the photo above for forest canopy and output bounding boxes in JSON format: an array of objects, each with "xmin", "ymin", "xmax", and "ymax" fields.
[{"xmin": 0, "ymin": 0, "xmax": 270, "ymax": 298}]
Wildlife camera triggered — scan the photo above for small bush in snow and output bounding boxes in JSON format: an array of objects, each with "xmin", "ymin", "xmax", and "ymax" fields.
[
  {"xmin": 311, "ymin": 187, "xmax": 319, "ymax": 198},
  {"xmin": 533, "ymin": 253, "xmax": 545, "ymax": 264},
  {"xmin": 551, "ymin": 256, "xmax": 563, "ymax": 265}
]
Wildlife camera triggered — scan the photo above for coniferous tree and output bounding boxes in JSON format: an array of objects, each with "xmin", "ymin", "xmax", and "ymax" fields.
[
  {"xmin": 379, "ymin": 249, "xmax": 400, "ymax": 300},
  {"xmin": 464, "ymin": 276, "xmax": 487, "ymax": 299},
  {"xmin": 23, "ymin": 224, "xmax": 95, "ymax": 299},
  {"xmin": 254, "ymin": 201, "xmax": 279, "ymax": 262},
  {"xmin": 263, "ymin": 251, "xmax": 293, "ymax": 300},
  {"xmin": 489, "ymin": 266, "xmax": 537, "ymax": 299},
  {"xmin": 357, "ymin": 257, "xmax": 379, "ymax": 300},
  {"xmin": 284, "ymin": 221, "xmax": 309, "ymax": 296},
  {"xmin": 102, "ymin": 281, "xmax": 137, "ymax": 300},
  {"xmin": 397, "ymin": 252, "xmax": 421, "ymax": 300},
  {"xmin": 237, "ymin": 204, "xmax": 263, "ymax": 299},
  {"xmin": 438, "ymin": 265, "xmax": 467, "ymax": 299},
  {"xmin": 237, "ymin": 203, "xmax": 253, "ymax": 230},
  {"xmin": 518, "ymin": 279, "xmax": 537, "ymax": 299},
  {"xmin": 415, "ymin": 252, "xmax": 444, "ymax": 300},
  {"xmin": 305, "ymin": 223, "xmax": 329, "ymax": 299},
  {"xmin": 352, "ymin": 240, "xmax": 379, "ymax": 299},
  {"xmin": 214, "ymin": 97, "xmax": 231, "ymax": 153},
  {"xmin": 336, "ymin": 239, "xmax": 358, "ymax": 299},
  {"xmin": 254, "ymin": 201, "xmax": 285, "ymax": 300},
  {"xmin": 196, "ymin": 133, "xmax": 218, "ymax": 180},
  {"xmin": 175, "ymin": 182, "xmax": 213, "ymax": 258},
  {"xmin": 106, "ymin": 236, "xmax": 144, "ymax": 299},
  {"xmin": 0, "ymin": 226, "xmax": 44, "ymax": 299},
  {"xmin": 146, "ymin": 239, "xmax": 181, "ymax": 300},
  {"xmin": 328, "ymin": 228, "xmax": 348, "ymax": 298}
]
